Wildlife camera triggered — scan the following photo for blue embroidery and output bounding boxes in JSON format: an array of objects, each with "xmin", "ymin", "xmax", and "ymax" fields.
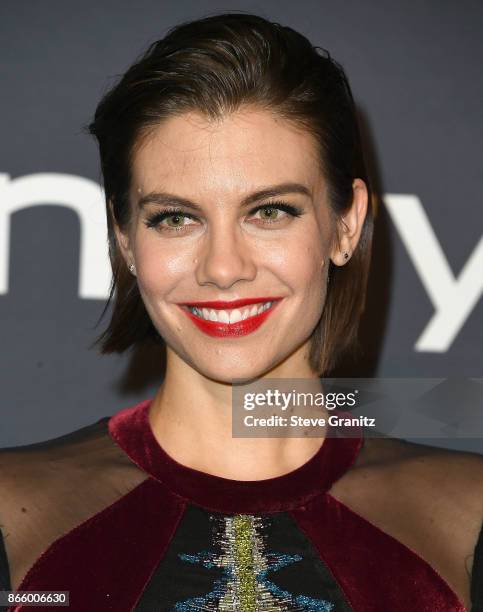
[{"xmin": 173, "ymin": 514, "xmax": 334, "ymax": 611}]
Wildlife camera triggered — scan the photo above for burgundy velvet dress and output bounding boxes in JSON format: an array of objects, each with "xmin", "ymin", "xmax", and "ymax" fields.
[{"xmin": 0, "ymin": 398, "xmax": 482, "ymax": 611}]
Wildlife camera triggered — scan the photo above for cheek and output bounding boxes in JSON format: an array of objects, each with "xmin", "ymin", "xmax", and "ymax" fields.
[
  {"xmin": 132, "ymin": 231, "xmax": 193, "ymax": 298},
  {"xmin": 277, "ymin": 229, "xmax": 327, "ymax": 289}
]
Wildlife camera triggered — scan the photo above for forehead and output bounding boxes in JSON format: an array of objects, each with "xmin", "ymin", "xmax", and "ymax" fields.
[{"xmin": 131, "ymin": 107, "xmax": 323, "ymax": 199}]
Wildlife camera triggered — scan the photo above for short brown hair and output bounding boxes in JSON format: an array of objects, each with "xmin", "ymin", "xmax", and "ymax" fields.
[{"xmin": 87, "ymin": 11, "xmax": 374, "ymax": 375}]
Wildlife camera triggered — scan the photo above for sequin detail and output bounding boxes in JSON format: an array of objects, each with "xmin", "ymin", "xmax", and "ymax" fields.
[{"xmin": 174, "ymin": 513, "xmax": 334, "ymax": 611}]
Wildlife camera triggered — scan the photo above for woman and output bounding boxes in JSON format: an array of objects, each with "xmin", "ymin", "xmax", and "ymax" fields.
[{"xmin": 0, "ymin": 12, "xmax": 482, "ymax": 612}]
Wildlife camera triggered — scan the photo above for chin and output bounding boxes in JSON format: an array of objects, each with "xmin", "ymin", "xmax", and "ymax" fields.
[{"xmin": 196, "ymin": 359, "xmax": 278, "ymax": 385}]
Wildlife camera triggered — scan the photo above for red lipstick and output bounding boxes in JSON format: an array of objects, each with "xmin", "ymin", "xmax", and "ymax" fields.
[{"xmin": 177, "ymin": 297, "xmax": 283, "ymax": 337}]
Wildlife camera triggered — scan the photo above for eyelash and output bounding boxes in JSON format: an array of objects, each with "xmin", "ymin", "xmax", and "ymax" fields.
[{"xmin": 143, "ymin": 201, "xmax": 304, "ymax": 233}]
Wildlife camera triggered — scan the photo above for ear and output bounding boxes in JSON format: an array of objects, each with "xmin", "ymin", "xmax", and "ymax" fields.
[
  {"xmin": 109, "ymin": 199, "xmax": 135, "ymax": 271},
  {"xmin": 330, "ymin": 178, "xmax": 368, "ymax": 266}
]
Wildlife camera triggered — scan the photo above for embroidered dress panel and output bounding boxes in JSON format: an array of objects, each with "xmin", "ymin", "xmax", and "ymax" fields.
[{"xmin": 135, "ymin": 504, "xmax": 351, "ymax": 611}]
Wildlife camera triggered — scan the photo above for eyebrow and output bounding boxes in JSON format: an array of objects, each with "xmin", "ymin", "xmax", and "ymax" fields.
[{"xmin": 137, "ymin": 182, "xmax": 312, "ymax": 212}]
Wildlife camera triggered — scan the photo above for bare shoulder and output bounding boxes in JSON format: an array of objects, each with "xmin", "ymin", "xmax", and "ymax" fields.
[
  {"xmin": 0, "ymin": 445, "xmax": 46, "ymax": 510},
  {"xmin": 0, "ymin": 417, "xmax": 139, "ymax": 521},
  {"xmin": 357, "ymin": 435, "xmax": 483, "ymax": 513},
  {"xmin": 0, "ymin": 444, "xmax": 48, "ymax": 564},
  {"xmin": 0, "ymin": 421, "xmax": 146, "ymax": 591},
  {"xmin": 333, "ymin": 434, "xmax": 483, "ymax": 608},
  {"xmin": 0, "ymin": 420, "xmax": 103, "ymax": 486},
  {"xmin": 350, "ymin": 435, "xmax": 483, "ymax": 542}
]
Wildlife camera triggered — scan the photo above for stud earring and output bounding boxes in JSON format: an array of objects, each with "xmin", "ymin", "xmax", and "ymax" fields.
[
  {"xmin": 129, "ymin": 263, "xmax": 136, "ymax": 274},
  {"xmin": 344, "ymin": 252, "xmax": 350, "ymax": 261}
]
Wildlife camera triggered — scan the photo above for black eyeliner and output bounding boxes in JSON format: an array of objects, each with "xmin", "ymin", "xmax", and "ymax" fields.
[
  {"xmin": 249, "ymin": 200, "xmax": 304, "ymax": 218},
  {"xmin": 143, "ymin": 200, "xmax": 305, "ymax": 230},
  {"xmin": 143, "ymin": 207, "xmax": 196, "ymax": 229}
]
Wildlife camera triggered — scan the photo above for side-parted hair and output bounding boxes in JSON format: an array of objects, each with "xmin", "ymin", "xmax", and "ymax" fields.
[{"xmin": 87, "ymin": 11, "xmax": 374, "ymax": 375}]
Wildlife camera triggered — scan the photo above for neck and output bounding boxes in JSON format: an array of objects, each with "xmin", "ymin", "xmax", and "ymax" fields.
[{"xmin": 148, "ymin": 348, "xmax": 329, "ymax": 481}]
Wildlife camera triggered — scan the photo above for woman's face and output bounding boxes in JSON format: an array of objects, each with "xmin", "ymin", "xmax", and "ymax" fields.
[{"xmin": 117, "ymin": 106, "xmax": 356, "ymax": 382}]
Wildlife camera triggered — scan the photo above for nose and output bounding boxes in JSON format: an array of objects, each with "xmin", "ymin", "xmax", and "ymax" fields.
[{"xmin": 195, "ymin": 222, "xmax": 257, "ymax": 289}]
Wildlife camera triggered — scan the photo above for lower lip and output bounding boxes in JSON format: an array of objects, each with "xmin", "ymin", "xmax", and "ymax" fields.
[{"xmin": 180, "ymin": 301, "xmax": 282, "ymax": 337}]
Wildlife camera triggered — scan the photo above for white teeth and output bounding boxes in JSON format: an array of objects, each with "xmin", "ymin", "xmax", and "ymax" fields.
[
  {"xmin": 189, "ymin": 301, "xmax": 274, "ymax": 323},
  {"xmin": 229, "ymin": 309, "xmax": 242, "ymax": 324},
  {"xmin": 218, "ymin": 310, "xmax": 230, "ymax": 324}
]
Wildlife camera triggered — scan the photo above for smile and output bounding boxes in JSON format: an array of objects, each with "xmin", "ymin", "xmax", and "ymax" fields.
[
  {"xmin": 190, "ymin": 301, "xmax": 273, "ymax": 322},
  {"xmin": 178, "ymin": 299, "xmax": 282, "ymax": 337}
]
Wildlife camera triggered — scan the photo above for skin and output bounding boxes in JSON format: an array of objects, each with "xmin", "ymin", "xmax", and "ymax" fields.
[{"xmin": 115, "ymin": 105, "xmax": 368, "ymax": 480}]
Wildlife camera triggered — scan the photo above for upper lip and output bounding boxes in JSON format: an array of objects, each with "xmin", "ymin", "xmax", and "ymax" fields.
[{"xmin": 178, "ymin": 297, "xmax": 283, "ymax": 309}]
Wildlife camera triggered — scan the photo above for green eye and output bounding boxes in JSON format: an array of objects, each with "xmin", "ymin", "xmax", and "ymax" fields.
[
  {"xmin": 258, "ymin": 207, "xmax": 280, "ymax": 220},
  {"xmin": 145, "ymin": 210, "xmax": 195, "ymax": 232},
  {"xmin": 144, "ymin": 201, "xmax": 305, "ymax": 234},
  {"xmin": 250, "ymin": 202, "xmax": 304, "ymax": 224},
  {"xmin": 165, "ymin": 214, "xmax": 187, "ymax": 227}
]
